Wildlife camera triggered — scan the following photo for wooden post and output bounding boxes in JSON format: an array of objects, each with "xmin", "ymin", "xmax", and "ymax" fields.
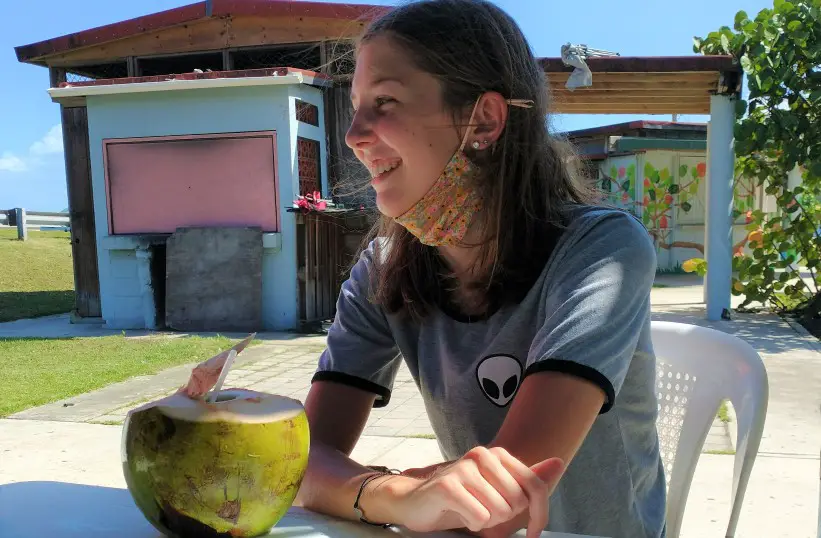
[
  {"xmin": 127, "ymin": 57, "xmax": 139, "ymax": 78},
  {"xmin": 318, "ymin": 40, "xmax": 371, "ymax": 207},
  {"xmin": 15, "ymin": 208, "xmax": 27, "ymax": 241},
  {"xmin": 61, "ymin": 106, "xmax": 102, "ymax": 318},
  {"xmin": 49, "ymin": 67, "xmax": 67, "ymax": 88}
]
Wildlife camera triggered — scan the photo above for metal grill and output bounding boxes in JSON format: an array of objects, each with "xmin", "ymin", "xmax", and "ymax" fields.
[
  {"xmin": 232, "ymin": 45, "xmax": 322, "ymax": 71},
  {"xmin": 325, "ymin": 41, "xmax": 355, "ymax": 77},
  {"xmin": 297, "ymin": 137, "xmax": 321, "ymax": 195},
  {"xmin": 66, "ymin": 72, "xmax": 95, "ymax": 83},
  {"xmin": 65, "ymin": 62, "xmax": 128, "ymax": 82}
]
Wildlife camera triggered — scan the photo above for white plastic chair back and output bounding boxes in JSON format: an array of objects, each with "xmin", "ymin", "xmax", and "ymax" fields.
[{"xmin": 651, "ymin": 321, "xmax": 768, "ymax": 538}]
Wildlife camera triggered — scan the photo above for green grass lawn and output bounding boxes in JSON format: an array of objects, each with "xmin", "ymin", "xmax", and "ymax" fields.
[
  {"xmin": 0, "ymin": 228, "xmax": 75, "ymax": 322},
  {"xmin": 0, "ymin": 334, "xmax": 251, "ymax": 417}
]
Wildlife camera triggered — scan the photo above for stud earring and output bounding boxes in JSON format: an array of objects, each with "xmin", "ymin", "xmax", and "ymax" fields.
[{"xmin": 472, "ymin": 141, "xmax": 480, "ymax": 149}]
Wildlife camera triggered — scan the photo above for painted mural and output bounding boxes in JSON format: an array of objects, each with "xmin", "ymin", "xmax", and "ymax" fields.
[
  {"xmin": 597, "ymin": 149, "xmax": 772, "ymax": 271},
  {"xmin": 603, "ymin": 155, "xmax": 640, "ymax": 215},
  {"xmin": 641, "ymin": 157, "xmax": 707, "ymax": 266}
]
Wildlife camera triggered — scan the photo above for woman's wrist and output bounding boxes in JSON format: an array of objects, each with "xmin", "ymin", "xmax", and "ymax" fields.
[{"xmin": 358, "ymin": 473, "xmax": 419, "ymax": 527}]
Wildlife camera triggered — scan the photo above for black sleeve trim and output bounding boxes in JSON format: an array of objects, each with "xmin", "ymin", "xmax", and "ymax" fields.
[
  {"xmin": 311, "ymin": 371, "xmax": 392, "ymax": 408},
  {"xmin": 523, "ymin": 359, "xmax": 616, "ymax": 414}
]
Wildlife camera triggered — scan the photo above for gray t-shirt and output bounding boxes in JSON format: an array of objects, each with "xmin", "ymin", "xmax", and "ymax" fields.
[{"xmin": 312, "ymin": 206, "xmax": 667, "ymax": 538}]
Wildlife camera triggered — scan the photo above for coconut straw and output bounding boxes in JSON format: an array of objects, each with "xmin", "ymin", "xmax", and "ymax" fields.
[
  {"xmin": 180, "ymin": 333, "xmax": 256, "ymax": 400},
  {"xmin": 206, "ymin": 349, "xmax": 237, "ymax": 403}
]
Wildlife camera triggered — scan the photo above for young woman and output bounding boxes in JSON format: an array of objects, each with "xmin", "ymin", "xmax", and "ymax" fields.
[{"xmin": 294, "ymin": 1, "xmax": 667, "ymax": 537}]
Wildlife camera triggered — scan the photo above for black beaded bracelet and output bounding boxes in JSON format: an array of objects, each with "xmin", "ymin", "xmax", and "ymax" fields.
[{"xmin": 353, "ymin": 468, "xmax": 401, "ymax": 528}]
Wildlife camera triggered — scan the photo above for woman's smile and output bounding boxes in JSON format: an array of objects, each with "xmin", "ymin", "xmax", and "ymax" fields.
[{"xmin": 366, "ymin": 158, "xmax": 403, "ymax": 185}]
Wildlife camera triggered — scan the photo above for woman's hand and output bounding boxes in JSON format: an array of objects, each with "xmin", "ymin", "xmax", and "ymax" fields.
[
  {"xmin": 385, "ymin": 446, "xmax": 564, "ymax": 538},
  {"xmin": 400, "ymin": 461, "xmax": 454, "ymax": 480}
]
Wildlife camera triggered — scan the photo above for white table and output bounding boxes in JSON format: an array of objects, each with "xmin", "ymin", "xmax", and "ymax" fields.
[{"xmin": 0, "ymin": 480, "xmax": 599, "ymax": 538}]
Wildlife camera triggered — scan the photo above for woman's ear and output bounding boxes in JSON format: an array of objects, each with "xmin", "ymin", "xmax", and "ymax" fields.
[{"xmin": 469, "ymin": 92, "xmax": 509, "ymax": 150}]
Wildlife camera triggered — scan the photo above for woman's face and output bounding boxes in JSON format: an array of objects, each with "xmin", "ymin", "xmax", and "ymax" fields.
[{"xmin": 346, "ymin": 34, "xmax": 465, "ymax": 218}]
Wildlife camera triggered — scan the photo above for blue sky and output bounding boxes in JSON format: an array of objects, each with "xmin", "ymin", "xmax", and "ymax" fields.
[{"xmin": 2, "ymin": 0, "xmax": 774, "ymax": 211}]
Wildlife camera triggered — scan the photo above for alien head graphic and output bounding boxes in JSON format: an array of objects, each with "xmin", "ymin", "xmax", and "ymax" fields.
[{"xmin": 476, "ymin": 354, "xmax": 523, "ymax": 407}]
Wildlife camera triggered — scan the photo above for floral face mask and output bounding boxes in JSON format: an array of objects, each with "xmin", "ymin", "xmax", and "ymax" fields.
[{"xmin": 393, "ymin": 97, "xmax": 533, "ymax": 247}]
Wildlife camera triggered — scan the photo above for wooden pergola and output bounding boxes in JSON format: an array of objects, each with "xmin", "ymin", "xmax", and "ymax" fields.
[
  {"xmin": 15, "ymin": 0, "xmax": 742, "ymax": 321},
  {"xmin": 539, "ymin": 55, "xmax": 742, "ymax": 320},
  {"xmin": 541, "ymin": 55, "xmax": 740, "ymax": 115}
]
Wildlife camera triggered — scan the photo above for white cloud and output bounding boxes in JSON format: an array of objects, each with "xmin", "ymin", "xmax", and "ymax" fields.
[
  {"xmin": 0, "ymin": 152, "xmax": 28, "ymax": 172},
  {"xmin": 0, "ymin": 124, "xmax": 63, "ymax": 174},
  {"xmin": 29, "ymin": 125, "xmax": 63, "ymax": 155}
]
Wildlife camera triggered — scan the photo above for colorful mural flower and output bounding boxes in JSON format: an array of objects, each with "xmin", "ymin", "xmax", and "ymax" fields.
[{"xmin": 606, "ymin": 163, "xmax": 637, "ymax": 214}]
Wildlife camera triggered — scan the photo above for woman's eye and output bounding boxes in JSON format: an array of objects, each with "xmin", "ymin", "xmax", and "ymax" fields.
[{"xmin": 375, "ymin": 96, "xmax": 395, "ymax": 108}]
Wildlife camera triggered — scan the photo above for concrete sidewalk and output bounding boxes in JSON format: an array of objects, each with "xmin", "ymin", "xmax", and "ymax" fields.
[
  {"xmin": 1, "ymin": 274, "xmax": 819, "ymax": 536},
  {"xmin": 4, "ymin": 281, "xmax": 738, "ymax": 448}
]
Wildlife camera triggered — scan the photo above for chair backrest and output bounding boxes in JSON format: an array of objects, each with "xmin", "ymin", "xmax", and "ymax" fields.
[{"xmin": 651, "ymin": 320, "xmax": 768, "ymax": 538}]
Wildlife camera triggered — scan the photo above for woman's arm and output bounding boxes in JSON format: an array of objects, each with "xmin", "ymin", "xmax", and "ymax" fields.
[
  {"xmin": 294, "ymin": 380, "xmax": 563, "ymax": 537},
  {"xmin": 294, "ymin": 380, "xmax": 402, "ymax": 523}
]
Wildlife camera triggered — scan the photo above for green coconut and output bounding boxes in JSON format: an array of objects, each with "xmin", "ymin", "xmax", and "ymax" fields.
[{"xmin": 122, "ymin": 388, "xmax": 310, "ymax": 538}]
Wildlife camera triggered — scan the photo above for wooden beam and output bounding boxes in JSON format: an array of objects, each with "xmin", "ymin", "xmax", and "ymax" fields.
[
  {"xmin": 540, "ymin": 55, "xmax": 738, "ymax": 74},
  {"xmin": 52, "ymin": 96, "xmax": 88, "ymax": 108},
  {"xmin": 547, "ymin": 72, "xmax": 720, "ymax": 85},
  {"xmin": 60, "ymin": 106, "xmax": 102, "ymax": 318},
  {"xmin": 551, "ymin": 91, "xmax": 712, "ymax": 100},
  {"xmin": 550, "ymin": 108, "xmax": 709, "ymax": 116},
  {"xmin": 43, "ymin": 15, "xmax": 369, "ymax": 66},
  {"xmin": 553, "ymin": 96, "xmax": 709, "ymax": 106},
  {"xmin": 548, "ymin": 80, "xmax": 717, "ymax": 91},
  {"xmin": 553, "ymin": 104, "xmax": 710, "ymax": 114},
  {"xmin": 554, "ymin": 101, "xmax": 709, "ymax": 109}
]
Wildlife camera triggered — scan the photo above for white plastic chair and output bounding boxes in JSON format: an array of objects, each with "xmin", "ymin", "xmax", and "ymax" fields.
[{"xmin": 651, "ymin": 320, "xmax": 769, "ymax": 538}]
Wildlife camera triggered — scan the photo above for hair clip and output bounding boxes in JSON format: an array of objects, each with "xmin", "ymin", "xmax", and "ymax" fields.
[{"xmin": 505, "ymin": 99, "xmax": 535, "ymax": 109}]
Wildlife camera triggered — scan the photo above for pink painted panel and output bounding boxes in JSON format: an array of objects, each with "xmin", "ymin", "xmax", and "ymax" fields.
[{"xmin": 103, "ymin": 132, "xmax": 279, "ymax": 235}]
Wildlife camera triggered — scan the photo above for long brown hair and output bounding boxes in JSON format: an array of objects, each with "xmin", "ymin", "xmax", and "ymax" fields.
[{"xmin": 352, "ymin": 0, "xmax": 595, "ymax": 320}]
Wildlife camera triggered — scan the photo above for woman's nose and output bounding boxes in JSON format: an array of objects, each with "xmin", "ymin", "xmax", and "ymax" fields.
[{"xmin": 345, "ymin": 109, "xmax": 377, "ymax": 150}]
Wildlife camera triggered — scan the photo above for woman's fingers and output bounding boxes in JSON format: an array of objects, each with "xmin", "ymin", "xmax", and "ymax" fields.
[
  {"xmin": 407, "ymin": 448, "xmax": 563, "ymax": 536},
  {"xmin": 437, "ymin": 476, "xmax": 493, "ymax": 532},
  {"xmin": 529, "ymin": 457, "xmax": 564, "ymax": 495},
  {"xmin": 461, "ymin": 480, "xmax": 513, "ymax": 529},
  {"xmin": 468, "ymin": 447, "xmax": 529, "ymax": 515},
  {"xmin": 491, "ymin": 448, "xmax": 547, "ymax": 538},
  {"xmin": 487, "ymin": 448, "xmax": 564, "ymax": 538}
]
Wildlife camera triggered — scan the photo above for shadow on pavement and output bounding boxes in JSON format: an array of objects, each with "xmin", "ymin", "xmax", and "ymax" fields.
[{"xmin": 653, "ymin": 305, "xmax": 817, "ymax": 356}]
